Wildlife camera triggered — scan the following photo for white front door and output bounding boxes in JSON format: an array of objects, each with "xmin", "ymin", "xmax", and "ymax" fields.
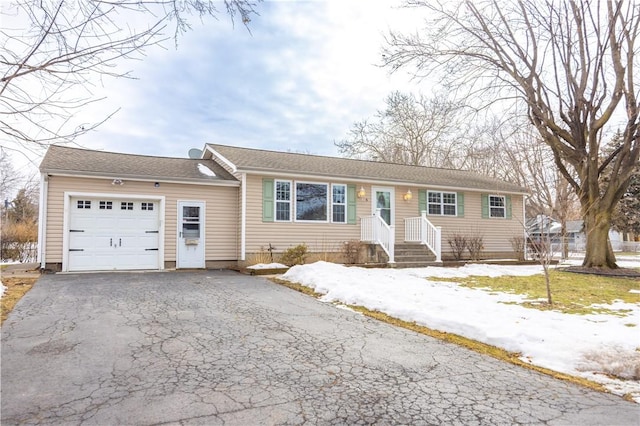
[
  {"xmin": 372, "ymin": 187, "xmax": 394, "ymax": 226},
  {"xmin": 177, "ymin": 201, "xmax": 205, "ymax": 269}
]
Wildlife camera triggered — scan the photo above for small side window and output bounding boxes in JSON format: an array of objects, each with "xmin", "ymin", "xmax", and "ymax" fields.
[
  {"xmin": 77, "ymin": 200, "xmax": 91, "ymax": 209},
  {"xmin": 99, "ymin": 201, "xmax": 113, "ymax": 210},
  {"xmin": 121, "ymin": 202, "xmax": 134, "ymax": 210},
  {"xmin": 141, "ymin": 202, "xmax": 154, "ymax": 211}
]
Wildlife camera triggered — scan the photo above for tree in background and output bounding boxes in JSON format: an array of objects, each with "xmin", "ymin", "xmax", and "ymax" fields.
[
  {"xmin": 604, "ymin": 132, "xmax": 640, "ymax": 237},
  {"xmin": 335, "ymin": 91, "xmax": 468, "ymax": 168},
  {"xmin": 383, "ymin": 0, "xmax": 639, "ymax": 269},
  {"xmin": 1, "ymin": 179, "xmax": 38, "ymax": 262},
  {"xmin": 1, "ymin": 0, "xmax": 260, "ymax": 151},
  {"xmin": 0, "ymin": 148, "xmax": 21, "ymax": 201}
]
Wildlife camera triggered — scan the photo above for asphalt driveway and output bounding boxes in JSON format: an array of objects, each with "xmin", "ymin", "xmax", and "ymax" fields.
[{"xmin": 1, "ymin": 271, "xmax": 638, "ymax": 425}]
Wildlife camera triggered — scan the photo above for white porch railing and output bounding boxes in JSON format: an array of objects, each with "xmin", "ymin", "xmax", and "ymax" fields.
[
  {"xmin": 404, "ymin": 211, "xmax": 442, "ymax": 262},
  {"xmin": 360, "ymin": 209, "xmax": 395, "ymax": 264}
]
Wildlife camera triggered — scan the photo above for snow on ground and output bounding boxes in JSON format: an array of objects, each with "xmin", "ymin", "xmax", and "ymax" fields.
[
  {"xmin": 280, "ymin": 260, "xmax": 640, "ymax": 402},
  {"xmin": 246, "ymin": 263, "xmax": 288, "ymax": 270},
  {"xmin": 0, "ymin": 283, "xmax": 6, "ymax": 298}
]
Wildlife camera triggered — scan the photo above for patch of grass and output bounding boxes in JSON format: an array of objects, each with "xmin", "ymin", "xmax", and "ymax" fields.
[
  {"xmin": 270, "ymin": 276, "xmax": 608, "ymax": 396},
  {"xmin": 1, "ymin": 276, "xmax": 38, "ymax": 325},
  {"xmin": 438, "ymin": 270, "xmax": 639, "ymax": 316}
]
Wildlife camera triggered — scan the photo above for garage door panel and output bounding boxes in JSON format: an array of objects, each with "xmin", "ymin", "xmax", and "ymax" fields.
[{"xmin": 68, "ymin": 197, "xmax": 161, "ymax": 271}]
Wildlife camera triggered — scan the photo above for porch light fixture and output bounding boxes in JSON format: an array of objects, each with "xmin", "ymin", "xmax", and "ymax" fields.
[
  {"xmin": 112, "ymin": 178, "xmax": 124, "ymax": 186},
  {"xmin": 403, "ymin": 189, "xmax": 413, "ymax": 201},
  {"xmin": 357, "ymin": 186, "xmax": 366, "ymax": 199}
]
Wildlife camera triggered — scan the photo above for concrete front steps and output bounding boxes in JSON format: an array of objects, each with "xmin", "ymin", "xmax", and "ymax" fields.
[{"xmin": 393, "ymin": 243, "xmax": 440, "ymax": 268}]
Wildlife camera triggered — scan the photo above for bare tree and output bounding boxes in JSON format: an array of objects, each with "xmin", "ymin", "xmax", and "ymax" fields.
[
  {"xmin": 1, "ymin": 0, "xmax": 259, "ymax": 149},
  {"xmin": 336, "ymin": 91, "xmax": 468, "ymax": 167},
  {"xmin": 383, "ymin": 0, "xmax": 639, "ymax": 269},
  {"xmin": 0, "ymin": 148, "xmax": 21, "ymax": 201}
]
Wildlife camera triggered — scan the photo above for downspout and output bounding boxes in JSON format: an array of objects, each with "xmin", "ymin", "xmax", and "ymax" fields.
[
  {"xmin": 37, "ymin": 173, "xmax": 48, "ymax": 270},
  {"xmin": 240, "ymin": 173, "xmax": 246, "ymax": 261}
]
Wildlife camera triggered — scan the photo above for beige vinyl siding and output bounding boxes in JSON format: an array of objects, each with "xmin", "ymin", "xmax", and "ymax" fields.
[
  {"xmin": 44, "ymin": 176, "xmax": 239, "ymax": 264},
  {"xmin": 396, "ymin": 190, "xmax": 525, "ymax": 256},
  {"xmin": 244, "ymin": 174, "xmax": 366, "ymax": 255},
  {"xmin": 246, "ymin": 175, "xmax": 525, "ymax": 258}
]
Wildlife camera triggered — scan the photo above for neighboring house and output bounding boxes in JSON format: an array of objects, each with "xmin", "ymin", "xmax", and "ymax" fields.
[
  {"xmin": 527, "ymin": 216, "xmax": 627, "ymax": 252},
  {"xmin": 38, "ymin": 144, "xmax": 529, "ymax": 272}
]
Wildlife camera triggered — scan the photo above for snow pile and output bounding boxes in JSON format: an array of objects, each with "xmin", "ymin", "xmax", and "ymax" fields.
[
  {"xmin": 0, "ymin": 283, "xmax": 6, "ymax": 298},
  {"xmin": 281, "ymin": 261, "xmax": 640, "ymax": 401},
  {"xmin": 246, "ymin": 263, "xmax": 288, "ymax": 270}
]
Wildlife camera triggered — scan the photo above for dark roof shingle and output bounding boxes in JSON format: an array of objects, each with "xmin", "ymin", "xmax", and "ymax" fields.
[
  {"xmin": 40, "ymin": 145, "xmax": 237, "ymax": 183},
  {"xmin": 207, "ymin": 144, "xmax": 527, "ymax": 193}
]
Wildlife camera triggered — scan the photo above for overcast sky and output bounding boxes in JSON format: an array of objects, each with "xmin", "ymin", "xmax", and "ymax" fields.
[{"xmin": 6, "ymin": 0, "xmax": 430, "ymax": 180}]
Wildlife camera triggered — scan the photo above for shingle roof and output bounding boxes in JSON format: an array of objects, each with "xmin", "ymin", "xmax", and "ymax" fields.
[
  {"xmin": 40, "ymin": 145, "xmax": 237, "ymax": 183},
  {"xmin": 207, "ymin": 144, "xmax": 528, "ymax": 193}
]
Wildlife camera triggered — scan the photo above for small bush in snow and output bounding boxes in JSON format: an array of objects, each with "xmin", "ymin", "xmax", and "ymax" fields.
[
  {"xmin": 280, "ymin": 244, "xmax": 308, "ymax": 266},
  {"xmin": 447, "ymin": 234, "xmax": 467, "ymax": 261},
  {"xmin": 467, "ymin": 235, "xmax": 484, "ymax": 261}
]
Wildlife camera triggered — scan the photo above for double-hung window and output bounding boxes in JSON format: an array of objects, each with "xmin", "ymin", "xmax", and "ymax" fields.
[
  {"xmin": 275, "ymin": 180, "xmax": 291, "ymax": 221},
  {"xmin": 427, "ymin": 191, "xmax": 457, "ymax": 216},
  {"xmin": 296, "ymin": 182, "xmax": 328, "ymax": 221},
  {"xmin": 489, "ymin": 195, "xmax": 506, "ymax": 218},
  {"xmin": 331, "ymin": 184, "xmax": 346, "ymax": 223}
]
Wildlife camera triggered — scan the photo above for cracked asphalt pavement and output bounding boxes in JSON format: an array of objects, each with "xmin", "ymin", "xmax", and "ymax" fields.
[{"xmin": 2, "ymin": 271, "xmax": 639, "ymax": 425}]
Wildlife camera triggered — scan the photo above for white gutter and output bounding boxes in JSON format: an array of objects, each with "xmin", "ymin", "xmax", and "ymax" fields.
[
  {"xmin": 37, "ymin": 173, "xmax": 48, "ymax": 270},
  {"xmin": 240, "ymin": 173, "xmax": 247, "ymax": 261}
]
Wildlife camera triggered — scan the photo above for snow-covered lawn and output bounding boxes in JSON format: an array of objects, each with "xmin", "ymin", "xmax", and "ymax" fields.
[{"xmin": 279, "ymin": 261, "xmax": 640, "ymax": 402}]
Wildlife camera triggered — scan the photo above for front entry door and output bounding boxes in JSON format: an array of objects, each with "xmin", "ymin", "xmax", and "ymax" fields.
[
  {"xmin": 372, "ymin": 187, "xmax": 394, "ymax": 226},
  {"xmin": 177, "ymin": 201, "xmax": 205, "ymax": 269}
]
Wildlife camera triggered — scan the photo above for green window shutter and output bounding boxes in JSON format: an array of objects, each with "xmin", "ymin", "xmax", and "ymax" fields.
[
  {"xmin": 418, "ymin": 190, "xmax": 427, "ymax": 215},
  {"xmin": 481, "ymin": 194, "xmax": 489, "ymax": 218},
  {"xmin": 262, "ymin": 178, "xmax": 274, "ymax": 222},
  {"xmin": 347, "ymin": 184, "xmax": 357, "ymax": 224},
  {"xmin": 457, "ymin": 192, "xmax": 464, "ymax": 217},
  {"xmin": 506, "ymin": 195, "xmax": 512, "ymax": 219}
]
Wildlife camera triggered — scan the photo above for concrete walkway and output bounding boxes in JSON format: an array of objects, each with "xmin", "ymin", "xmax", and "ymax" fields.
[{"xmin": 1, "ymin": 271, "xmax": 638, "ymax": 425}]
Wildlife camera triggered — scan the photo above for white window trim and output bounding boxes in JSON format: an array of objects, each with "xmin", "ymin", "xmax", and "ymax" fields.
[
  {"xmin": 489, "ymin": 194, "xmax": 506, "ymax": 218},
  {"xmin": 427, "ymin": 191, "xmax": 457, "ymax": 216},
  {"xmin": 295, "ymin": 181, "xmax": 329, "ymax": 223},
  {"xmin": 331, "ymin": 183, "xmax": 347, "ymax": 224},
  {"xmin": 274, "ymin": 179, "xmax": 292, "ymax": 222}
]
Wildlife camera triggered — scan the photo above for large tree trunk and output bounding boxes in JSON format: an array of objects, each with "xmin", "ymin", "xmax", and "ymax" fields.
[{"xmin": 582, "ymin": 207, "xmax": 617, "ymax": 268}]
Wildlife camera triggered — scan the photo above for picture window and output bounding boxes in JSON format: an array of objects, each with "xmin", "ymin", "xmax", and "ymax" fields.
[{"xmin": 296, "ymin": 182, "xmax": 328, "ymax": 221}]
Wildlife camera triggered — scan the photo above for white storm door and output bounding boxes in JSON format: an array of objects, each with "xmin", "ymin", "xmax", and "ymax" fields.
[
  {"xmin": 177, "ymin": 201, "xmax": 205, "ymax": 269},
  {"xmin": 372, "ymin": 187, "xmax": 394, "ymax": 226}
]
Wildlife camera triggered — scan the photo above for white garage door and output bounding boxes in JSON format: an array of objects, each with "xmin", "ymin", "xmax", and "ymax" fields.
[{"xmin": 68, "ymin": 197, "xmax": 160, "ymax": 271}]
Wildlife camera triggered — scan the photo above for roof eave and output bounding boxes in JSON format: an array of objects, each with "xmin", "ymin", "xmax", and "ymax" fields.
[{"xmin": 41, "ymin": 169, "xmax": 240, "ymax": 186}]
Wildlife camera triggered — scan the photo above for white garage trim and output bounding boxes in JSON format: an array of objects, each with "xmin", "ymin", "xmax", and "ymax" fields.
[{"xmin": 62, "ymin": 192, "xmax": 165, "ymax": 272}]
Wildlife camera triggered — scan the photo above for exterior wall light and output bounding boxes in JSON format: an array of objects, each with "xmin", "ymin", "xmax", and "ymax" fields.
[
  {"xmin": 357, "ymin": 186, "xmax": 366, "ymax": 199},
  {"xmin": 112, "ymin": 179, "xmax": 124, "ymax": 185},
  {"xmin": 404, "ymin": 189, "xmax": 413, "ymax": 201}
]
